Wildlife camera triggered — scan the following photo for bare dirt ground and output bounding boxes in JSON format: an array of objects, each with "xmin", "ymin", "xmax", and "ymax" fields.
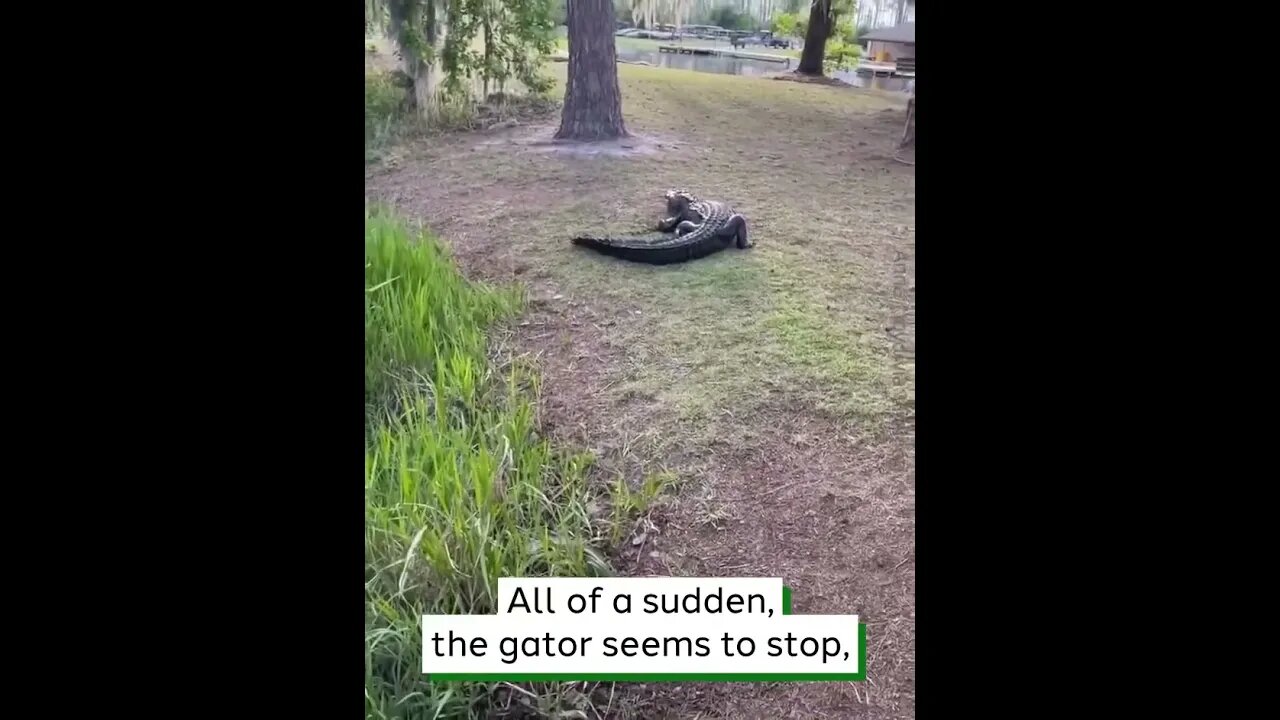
[{"xmin": 367, "ymin": 62, "xmax": 915, "ymax": 719}]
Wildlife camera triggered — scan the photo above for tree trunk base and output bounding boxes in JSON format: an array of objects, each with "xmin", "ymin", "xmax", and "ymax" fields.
[
  {"xmin": 555, "ymin": 0, "xmax": 628, "ymax": 142},
  {"xmin": 552, "ymin": 125, "xmax": 631, "ymax": 142}
]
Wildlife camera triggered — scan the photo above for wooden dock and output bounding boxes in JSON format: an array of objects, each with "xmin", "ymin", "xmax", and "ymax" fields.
[
  {"xmin": 856, "ymin": 60, "xmax": 915, "ymax": 78},
  {"xmin": 657, "ymin": 44, "xmax": 792, "ymax": 66}
]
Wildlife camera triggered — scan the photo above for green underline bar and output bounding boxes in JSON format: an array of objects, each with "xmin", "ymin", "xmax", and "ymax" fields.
[{"xmin": 429, "ymin": 672, "xmax": 865, "ymax": 682}]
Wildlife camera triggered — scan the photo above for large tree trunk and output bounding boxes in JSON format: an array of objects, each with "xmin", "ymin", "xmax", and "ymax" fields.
[
  {"xmin": 404, "ymin": 0, "xmax": 448, "ymax": 118},
  {"xmin": 482, "ymin": 12, "xmax": 492, "ymax": 99},
  {"xmin": 796, "ymin": 0, "xmax": 833, "ymax": 75},
  {"xmin": 556, "ymin": 0, "xmax": 629, "ymax": 140}
]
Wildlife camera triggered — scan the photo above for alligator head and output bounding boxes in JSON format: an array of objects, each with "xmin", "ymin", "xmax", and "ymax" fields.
[{"xmin": 664, "ymin": 188, "xmax": 697, "ymax": 216}]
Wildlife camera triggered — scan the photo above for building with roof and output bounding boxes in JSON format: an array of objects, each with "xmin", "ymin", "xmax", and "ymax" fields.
[{"xmin": 861, "ymin": 22, "xmax": 915, "ymax": 64}]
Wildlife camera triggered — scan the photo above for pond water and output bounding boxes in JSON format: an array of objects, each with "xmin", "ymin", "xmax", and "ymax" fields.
[{"xmin": 614, "ymin": 45, "xmax": 913, "ymax": 94}]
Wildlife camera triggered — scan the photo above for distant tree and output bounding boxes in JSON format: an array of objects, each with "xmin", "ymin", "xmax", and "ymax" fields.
[
  {"xmin": 797, "ymin": 1, "xmax": 834, "ymax": 74},
  {"xmin": 710, "ymin": 5, "xmax": 755, "ymax": 30},
  {"xmin": 366, "ymin": 0, "xmax": 452, "ymax": 115},
  {"xmin": 674, "ymin": 0, "xmax": 692, "ymax": 28},
  {"xmin": 796, "ymin": 0, "xmax": 855, "ymax": 76},
  {"xmin": 834, "ymin": 16, "xmax": 855, "ymax": 42},
  {"xmin": 367, "ymin": 0, "xmax": 555, "ymax": 117},
  {"xmin": 771, "ymin": 12, "xmax": 799, "ymax": 36},
  {"xmin": 556, "ymin": 0, "xmax": 629, "ymax": 140},
  {"xmin": 630, "ymin": 0, "xmax": 654, "ymax": 29},
  {"xmin": 774, "ymin": 9, "xmax": 819, "ymax": 38}
]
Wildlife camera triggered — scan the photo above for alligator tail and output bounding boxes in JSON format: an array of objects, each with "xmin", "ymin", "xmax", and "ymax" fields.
[
  {"xmin": 570, "ymin": 234, "xmax": 733, "ymax": 265},
  {"xmin": 570, "ymin": 234, "xmax": 653, "ymax": 250}
]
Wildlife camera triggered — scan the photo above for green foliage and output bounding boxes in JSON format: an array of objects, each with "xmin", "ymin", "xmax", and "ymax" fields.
[
  {"xmin": 366, "ymin": 72, "xmax": 410, "ymax": 159},
  {"xmin": 381, "ymin": 0, "xmax": 431, "ymax": 61},
  {"xmin": 709, "ymin": 6, "xmax": 756, "ymax": 31},
  {"xmin": 364, "ymin": 210, "xmax": 520, "ymax": 406},
  {"xmin": 824, "ymin": 39, "xmax": 861, "ymax": 70},
  {"xmin": 772, "ymin": 11, "xmax": 804, "ymax": 38},
  {"xmin": 832, "ymin": 0, "xmax": 857, "ymax": 38},
  {"xmin": 797, "ymin": 0, "xmax": 857, "ymax": 40},
  {"xmin": 364, "ymin": 71, "xmax": 479, "ymax": 162},
  {"xmin": 365, "ymin": 210, "xmax": 624, "ymax": 718},
  {"xmin": 608, "ymin": 472, "xmax": 676, "ymax": 545},
  {"xmin": 835, "ymin": 16, "xmax": 856, "ymax": 44},
  {"xmin": 489, "ymin": 0, "xmax": 558, "ymax": 95},
  {"xmin": 366, "ymin": 0, "xmax": 386, "ymax": 35},
  {"xmin": 795, "ymin": 0, "xmax": 860, "ymax": 68},
  {"xmin": 369, "ymin": 0, "xmax": 557, "ymax": 107}
]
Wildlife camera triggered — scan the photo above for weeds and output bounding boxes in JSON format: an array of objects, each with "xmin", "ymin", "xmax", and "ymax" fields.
[
  {"xmin": 365, "ymin": 72, "xmax": 413, "ymax": 160},
  {"xmin": 365, "ymin": 72, "xmax": 477, "ymax": 162},
  {"xmin": 364, "ymin": 211, "xmax": 519, "ymax": 407},
  {"xmin": 365, "ymin": 69, "xmax": 557, "ymax": 163},
  {"xmin": 608, "ymin": 471, "xmax": 677, "ymax": 545},
  {"xmin": 366, "ymin": 210, "xmax": 655, "ymax": 719}
]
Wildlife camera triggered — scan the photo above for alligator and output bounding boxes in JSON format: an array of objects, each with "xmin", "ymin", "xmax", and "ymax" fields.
[{"xmin": 570, "ymin": 189, "xmax": 752, "ymax": 265}]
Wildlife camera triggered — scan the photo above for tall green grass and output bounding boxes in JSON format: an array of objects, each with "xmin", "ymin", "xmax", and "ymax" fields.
[
  {"xmin": 366, "ymin": 72, "xmax": 412, "ymax": 161},
  {"xmin": 365, "ymin": 73, "xmax": 477, "ymax": 163},
  {"xmin": 365, "ymin": 210, "xmax": 616, "ymax": 719}
]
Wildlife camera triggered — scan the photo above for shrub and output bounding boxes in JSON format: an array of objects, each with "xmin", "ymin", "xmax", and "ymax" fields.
[
  {"xmin": 825, "ymin": 40, "xmax": 862, "ymax": 71},
  {"xmin": 365, "ymin": 72, "xmax": 410, "ymax": 157}
]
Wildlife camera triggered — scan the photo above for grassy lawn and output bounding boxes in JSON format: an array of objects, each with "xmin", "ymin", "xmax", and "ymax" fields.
[
  {"xmin": 365, "ymin": 61, "xmax": 915, "ymax": 719},
  {"xmin": 370, "ymin": 63, "xmax": 912, "ymax": 434}
]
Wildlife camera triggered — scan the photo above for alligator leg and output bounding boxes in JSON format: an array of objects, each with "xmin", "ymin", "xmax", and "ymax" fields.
[
  {"xmin": 675, "ymin": 220, "xmax": 699, "ymax": 236},
  {"xmin": 657, "ymin": 215, "xmax": 682, "ymax": 232},
  {"xmin": 719, "ymin": 214, "xmax": 752, "ymax": 248}
]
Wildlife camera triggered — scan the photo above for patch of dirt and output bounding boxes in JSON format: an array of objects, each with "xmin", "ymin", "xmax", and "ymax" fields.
[
  {"xmin": 470, "ymin": 94, "xmax": 561, "ymax": 131},
  {"xmin": 512, "ymin": 292, "xmax": 916, "ymax": 718},
  {"xmin": 472, "ymin": 124, "xmax": 687, "ymax": 159},
  {"xmin": 607, "ymin": 410, "xmax": 915, "ymax": 719}
]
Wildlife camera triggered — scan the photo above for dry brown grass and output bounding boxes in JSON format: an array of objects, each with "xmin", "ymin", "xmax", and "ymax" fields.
[{"xmin": 366, "ymin": 61, "xmax": 915, "ymax": 720}]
